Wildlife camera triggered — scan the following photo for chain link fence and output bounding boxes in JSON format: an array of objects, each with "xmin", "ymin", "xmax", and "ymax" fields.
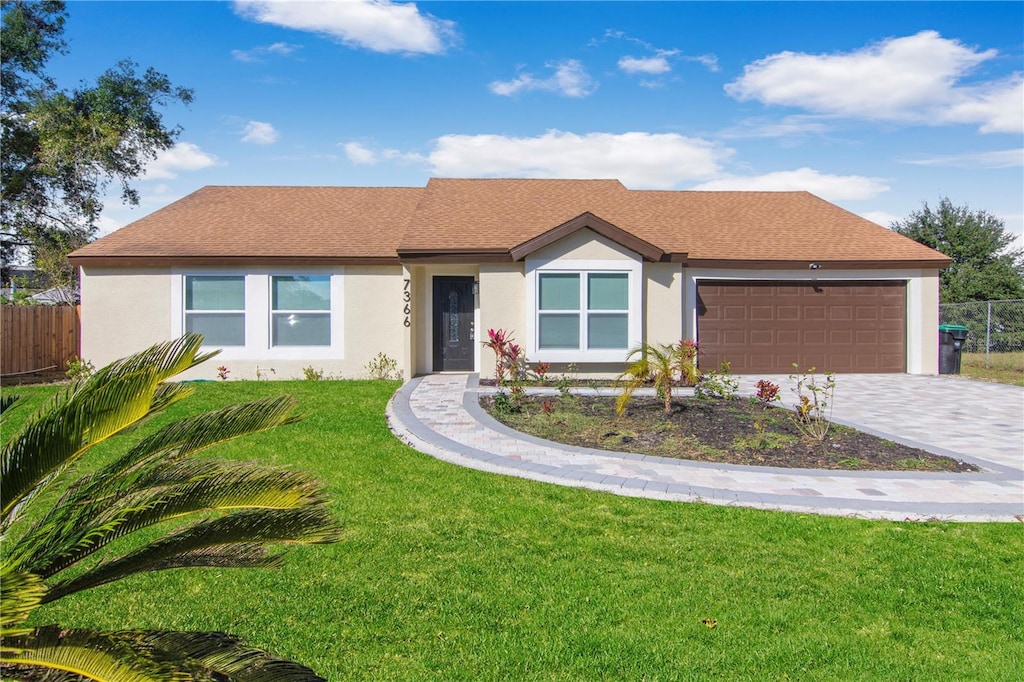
[{"xmin": 939, "ymin": 299, "xmax": 1024, "ymax": 362}]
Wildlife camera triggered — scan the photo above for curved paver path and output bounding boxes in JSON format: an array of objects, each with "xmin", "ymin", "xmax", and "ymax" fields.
[{"xmin": 387, "ymin": 373, "xmax": 1024, "ymax": 522}]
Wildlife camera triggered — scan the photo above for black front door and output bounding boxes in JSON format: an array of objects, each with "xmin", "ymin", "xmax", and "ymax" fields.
[{"xmin": 433, "ymin": 277, "xmax": 475, "ymax": 371}]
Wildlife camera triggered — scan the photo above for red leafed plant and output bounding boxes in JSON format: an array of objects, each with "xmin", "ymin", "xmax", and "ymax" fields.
[{"xmin": 754, "ymin": 379, "xmax": 780, "ymax": 408}]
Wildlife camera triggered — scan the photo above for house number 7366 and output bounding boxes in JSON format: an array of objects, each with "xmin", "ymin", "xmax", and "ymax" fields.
[{"xmin": 403, "ymin": 278, "xmax": 411, "ymax": 327}]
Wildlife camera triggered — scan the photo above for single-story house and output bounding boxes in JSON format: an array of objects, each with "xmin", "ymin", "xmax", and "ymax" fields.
[{"xmin": 69, "ymin": 178, "xmax": 950, "ymax": 380}]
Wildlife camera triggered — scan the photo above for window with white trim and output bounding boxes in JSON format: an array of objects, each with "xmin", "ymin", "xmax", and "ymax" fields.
[
  {"xmin": 271, "ymin": 275, "xmax": 331, "ymax": 346},
  {"xmin": 184, "ymin": 275, "xmax": 245, "ymax": 346},
  {"xmin": 538, "ymin": 272, "xmax": 630, "ymax": 350},
  {"xmin": 173, "ymin": 270, "xmax": 344, "ymax": 359}
]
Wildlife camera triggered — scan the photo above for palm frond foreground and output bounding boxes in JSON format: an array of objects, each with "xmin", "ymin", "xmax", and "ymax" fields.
[{"xmin": 1, "ymin": 334, "xmax": 341, "ymax": 681}]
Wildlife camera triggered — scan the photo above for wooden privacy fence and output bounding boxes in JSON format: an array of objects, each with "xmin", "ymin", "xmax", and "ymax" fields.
[{"xmin": 1, "ymin": 306, "xmax": 80, "ymax": 377}]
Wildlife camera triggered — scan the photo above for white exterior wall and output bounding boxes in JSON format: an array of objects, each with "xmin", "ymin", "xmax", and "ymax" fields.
[{"xmin": 683, "ymin": 267, "xmax": 942, "ymax": 376}]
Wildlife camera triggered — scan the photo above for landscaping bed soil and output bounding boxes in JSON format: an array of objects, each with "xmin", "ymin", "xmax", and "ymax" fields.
[{"xmin": 482, "ymin": 395, "xmax": 979, "ymax": 472}]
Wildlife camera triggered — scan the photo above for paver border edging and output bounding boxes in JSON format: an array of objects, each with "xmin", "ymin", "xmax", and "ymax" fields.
[
  {"xmin": 467, "ymin": 382, "xmax": 1012, "ymax": 479},
  {"xmin": 386, "ymin": 376, "xmax": 1024, "ymax": 523}
]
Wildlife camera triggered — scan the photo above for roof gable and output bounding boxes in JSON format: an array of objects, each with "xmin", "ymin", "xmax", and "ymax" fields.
[{"xmin": 509, "ymin": 212, "xmax": 667, "ymax": 262}]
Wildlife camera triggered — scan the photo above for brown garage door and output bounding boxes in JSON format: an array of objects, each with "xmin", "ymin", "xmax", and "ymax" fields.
[{"xmin": 697, "ymin": 280, "xmax": 906, "ymax": 374}]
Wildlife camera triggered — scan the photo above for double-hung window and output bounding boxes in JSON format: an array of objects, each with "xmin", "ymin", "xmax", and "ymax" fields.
[
  {"xmin": 175, "ymin": 270, "xmax": 343, "ymax": 358},
  {"xmin": 537, "ymin": 271, "xmax": 630, "ymax": 351},
  {"xmin": 184, "ymin": 275, "xmax": 245, "ymax": 346},
  {"xmin": 271, "ymin": 275, "xmax": 332, "ymax": 346}
]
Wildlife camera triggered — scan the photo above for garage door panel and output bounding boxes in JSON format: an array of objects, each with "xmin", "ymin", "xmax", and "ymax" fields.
[
  {"xmin": 830, "ymin": 330, "xmax": 853, "ymax": 344},
  {"xmin": 723, "ymin": 329, "xmax": 747, "ymax": 345},
  {"xmin": 829, "ymin": 306, "xmax": 852, "ymax": 321},
  {"xmin": 777, "ymin": 306, "xmax": 799, "ymax": 320},
  {"xmin": 802, "ymin": 330, "xmax": 827, "ymax": 345},
  {"xmin": 723, "ymin": 305, "xmax": 748, "ymax": 320},
  {"xmin": 697, "ymin": 280, "xmax": 906, "ymax": 374}
]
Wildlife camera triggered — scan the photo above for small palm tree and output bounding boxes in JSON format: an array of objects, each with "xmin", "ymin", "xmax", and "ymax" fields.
[
  {"xmin": 1, "ymin": 334, "xmax": 341, "ymax": 681},
  {"xmin": 615, "ymin": 340, "xmax": 701, "ymax": 415}
]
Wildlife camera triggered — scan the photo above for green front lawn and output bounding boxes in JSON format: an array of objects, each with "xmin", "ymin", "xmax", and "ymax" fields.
[{"xmin": 8, "ymin": 381, "xmax": 1023, "ymax": 680}]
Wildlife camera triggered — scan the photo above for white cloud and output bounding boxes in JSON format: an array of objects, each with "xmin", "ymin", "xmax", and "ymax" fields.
[
  {"xmin": 690, "ymin": 168, "xmax": 889, "ymax": 201},
  {"xmin": 241, "ymin": 120, "xmax": 279, "ymax": 145},
  {"xmin": 232, "ymin": 0, "xmax": 456, "ymax": 55},
  {"xmin": 426, "ymin": 130, "xmax": 730, "ymax": 188},
  {"xmin": 860, "ymin": 211, "xmax": 901, "ymax": 228},
  {"xmin": 343, "ymin": 141, "xmax": 424, "ymax": 165},
  {"xmin": 343, "ymin": 142, "xmax": 378, "ymax": 164},
  {"xmin": 685, "ymin": 54, "xmax": 720, "ymax": 72},
  {"xmin": 618, "ymin": 55, "xmax": 671, "ymax": 75},
  {"xmin": 726, "ymin": 31, "xmax": 1022, "ymax": 133},
  {"xmin": 718, "ymin": 115, "xmax": 830, "ymax": 139},
  {"xmin": 490, "ymin": 60, "xmax": 596, "ymax": 98},
  {"xmin": 941, "ymin": 76, "xmax": 1024, "ymax": 133},
  {"xmin": 903, "ymin": 148, "xmax": 1023, "ymax": 169},
  {"xmin": 143, "ymin": 143, "xmax": 219, "ymax": 180},
  {"xmin": 231, "ymin": 42, "xmax": 300, "ymax": 62}
]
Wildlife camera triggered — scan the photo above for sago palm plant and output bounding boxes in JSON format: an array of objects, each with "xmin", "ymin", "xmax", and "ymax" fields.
[
  {"xmin": 0, "ymin": 334, "xmax": 341, "ymax": 681},
  {"xmin": 615, "ymin": 340, "xmax": 701, "ymax": 415}
]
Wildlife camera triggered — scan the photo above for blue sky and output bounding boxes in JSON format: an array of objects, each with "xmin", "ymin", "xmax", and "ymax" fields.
[{"xmin": 52, "ymin": 1, "xmax": 1023, "ymax": 242}]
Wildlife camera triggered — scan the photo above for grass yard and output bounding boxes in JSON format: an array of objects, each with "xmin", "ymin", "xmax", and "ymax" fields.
[
  {"xmin": 959, "ymin": 351, "xmax": 1024, "ymax": 386},
  {"xmin": 7, "ymin": 381, "xmax": 1023, "ymax": 680}
]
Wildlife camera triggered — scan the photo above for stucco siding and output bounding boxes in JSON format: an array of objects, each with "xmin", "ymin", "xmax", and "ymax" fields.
[
  {"xmin": 644, "ymin": 263, "xmax": 683, "ymax": 347},
  {"xmin": 529, "ymin": 228, "xmax": 637, "ymax": 262},
  {"xmin": 479, "ymin": 263, "xmax": 526, "ymax": 379},
  {"xmin": 343, "ymin": 266, "xmax": 407, "ymax": 378},
  {"xmin": 80, "ymin": 267, "xmax": 172, "ymax": 367}
]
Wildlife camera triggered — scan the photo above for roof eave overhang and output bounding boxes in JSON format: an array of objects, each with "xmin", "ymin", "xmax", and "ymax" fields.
[
  {"xmin": 686, "ymin": 258, "xmax": 953, "ymax": 270},
  {"xmin": 69, "ymin": 255, "xmax": 402, "ymax": 268},
  {"xmin": 396, "ymin": 248, "xmax": 512, "ymax": 264},
  {"xmin": 509, "ymin": 212, "xmax": 666, "ymax": 262}
]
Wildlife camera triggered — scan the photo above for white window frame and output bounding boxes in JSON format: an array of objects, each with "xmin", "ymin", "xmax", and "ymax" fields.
[
  {"xmin": 171, "ymin": 268, "xmax": 345, "ymax": 360},
  {"xmin": 182, "ymin": 274, "xmax": 247, "ymax": 348},
  {"xmin": 269, "ymin": 274, "xmax": 333, "ymax": 348},
  {"xmin": 525, "ymin": 258, "xmax": 642, "ymax": 363}
]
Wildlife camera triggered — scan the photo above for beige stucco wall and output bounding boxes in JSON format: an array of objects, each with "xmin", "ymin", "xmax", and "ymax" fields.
[
  {"xmin": 644, "ymin": 263, "xmax": 683, "ymax": 347},
  {"xmin": 341, "ymin": 265, "xmax": 406, "ymax": 377},
  {"xmin": 909, "ymin": 271, "xmax": 941, "ymax": 375},
  {"xmin": 478, "ymin": 263, "xmax": 526, "ymax": 379},
  {"xmin": 529, "ymin": 228, "xmax": 637, "ymax": 261},
  {"xmin": 80, "ymin": 267, "xmax": 173, "ymax": 368},
  {"xmin": 80, "ymin": 265, "xmax": 408, "ymax": 381}
]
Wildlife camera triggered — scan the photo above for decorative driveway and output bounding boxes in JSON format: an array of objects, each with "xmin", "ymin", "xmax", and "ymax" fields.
[{"xmin": 387, "ymin": 373, "xmax": 1024, "ymax": 522}]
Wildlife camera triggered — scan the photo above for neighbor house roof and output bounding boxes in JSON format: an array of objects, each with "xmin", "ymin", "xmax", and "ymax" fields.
[{"xmin": 69, "ymin": 179, "xmax": 950, "ymax": 268}]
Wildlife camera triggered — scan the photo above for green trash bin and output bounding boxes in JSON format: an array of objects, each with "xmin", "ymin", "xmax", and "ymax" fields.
[{"xmin": 938, "ymin": 324, "xmax": 969, "ymax": 374}]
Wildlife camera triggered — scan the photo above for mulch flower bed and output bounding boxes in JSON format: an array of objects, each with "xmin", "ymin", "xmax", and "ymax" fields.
[{"xmin": 482, "ymin": 394, "xmax": 979, "ymax": 472}]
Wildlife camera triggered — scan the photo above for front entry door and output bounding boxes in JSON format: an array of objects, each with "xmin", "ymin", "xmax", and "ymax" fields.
[{"xmin": 433, "ymin": 277, "xmax": 475, "ymax": 371}]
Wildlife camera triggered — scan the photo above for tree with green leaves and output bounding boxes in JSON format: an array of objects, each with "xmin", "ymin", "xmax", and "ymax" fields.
[
  {"xmin": 890, "ymin": 198, "xmax": 1024, "ymax": 303},
  {"xmin": 1, "ymin": 0, "xmax": 193, "ymax": 289},
  {"xmin": 1, "ymin": 335, "xmax": 341, "ymax": 681}
]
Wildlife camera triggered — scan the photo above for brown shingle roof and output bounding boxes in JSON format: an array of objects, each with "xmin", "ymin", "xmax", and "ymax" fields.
[
  {"xmin": 69, "ymin": 180, "xmax": 949, "ymax": 267},
  {"xmin": 623, "ymin": 190, "xmax": 946, "ymax": 263},
  {"xmin": 70, "ymin": 186, "xmax": 423, "ymax": 262}
]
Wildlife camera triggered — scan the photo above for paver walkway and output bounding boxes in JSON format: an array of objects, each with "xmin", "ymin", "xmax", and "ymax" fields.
[{"xmin": 387, "ymin": 373, "xmax": 1024, "ymax": 522}]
